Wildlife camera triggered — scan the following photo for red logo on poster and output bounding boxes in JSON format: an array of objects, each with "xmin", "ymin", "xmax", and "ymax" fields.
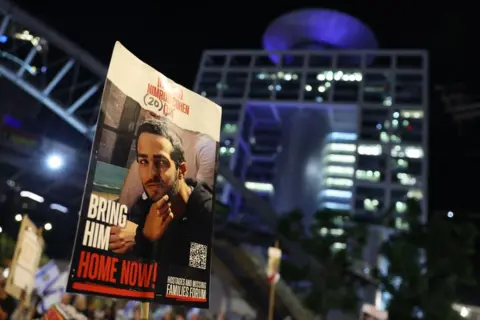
[{"xmin": 145, "ymin": 76, "xmax": 190, "ymax": 118}]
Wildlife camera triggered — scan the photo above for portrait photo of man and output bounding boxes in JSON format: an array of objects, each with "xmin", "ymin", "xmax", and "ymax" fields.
[
  {"xmin": 67, "ymin": 45, "xmax": 222, "ymax": 306},
  {"xmin": 118, "ymin": 111, "xmax": 217, "ymax": 211},
  {"xmin": 108, "ymin": 118, "xmax": 214, "ymax": 280}
]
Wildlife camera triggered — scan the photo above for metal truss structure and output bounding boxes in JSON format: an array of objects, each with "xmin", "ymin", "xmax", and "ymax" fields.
[{"xmin": 0, "ymin": 0, "xmax": 105, "ymax": 139}]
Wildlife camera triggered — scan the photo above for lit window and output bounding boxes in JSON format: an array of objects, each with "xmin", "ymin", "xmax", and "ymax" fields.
[
  {"xmin": 391, "ymin": 145, "xmax": 423, "ymax": 159},
  {"xmin": 324, "ymin": 178, "xmax": 354, "ymax": 188},
  {"xmin": 396, "ymin": 173, "xmax": 417, "ymax": 186},
  {"xmin": 364, "ymin": 198, "xmax": 380, "ymax": 211},
  {"xmin": 395, "ymin": 217, "xmax": 409, "ymax": 231},
  {"xmin": 407, "ymin": 189, "xmax": 423, "ymax": 200},
  {"xmin": 332, "ymin": 242, "xmax": 346, "ymax": 252},
  {"xmin": 356, "ymin": 170, "xmax": 381, "ymax": 182},
  {"xmin": 395, "ymin": 201, "xmax": 407, "ymax": 213},
  {"xmin": 324, "ymin": 154, "xmax": 356, "ymax": 163},
  {"xmin": 358, "ymin": 144, "xmax": 382, "ymax": 156},
  {"xmin": 401, "ymin": 110, "xmax": 424, "ymax": 119},
  {"xmin": 244, "ymin": 181, "xmax": 274, "ymax": 193},
  {"xmin": 324, "ymin": 166, "xmax": 354, "ymax": 177},
  {"xmin": 325, "ymin": 143, "xmax": 356, "ymax": 153}
]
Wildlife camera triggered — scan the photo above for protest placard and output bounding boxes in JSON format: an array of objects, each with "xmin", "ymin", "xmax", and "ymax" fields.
[
  {"xmin": 67, "ymin": 42, "xmax": 221, "ymax": 308},
  {"xmin": 6, "ymin": 215, "xmax": 44, "ymax": 306}
]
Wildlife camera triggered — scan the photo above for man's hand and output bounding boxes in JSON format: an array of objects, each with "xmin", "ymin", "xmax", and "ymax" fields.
[
  {"xmin": 109, "ymin": 226, "xmax": 135, "ymax": 254},
  {"xmin": 143, "ymin": 195, "xmax": 173, "ymax": 241}
]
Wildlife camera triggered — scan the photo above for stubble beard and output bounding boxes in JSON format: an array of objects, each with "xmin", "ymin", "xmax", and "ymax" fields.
[{"xmin": 145, "ymin": 171, "xmax": 180, "ymax": 202}]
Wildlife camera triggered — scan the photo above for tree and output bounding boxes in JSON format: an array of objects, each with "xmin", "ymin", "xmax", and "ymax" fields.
[
  {"xmin": 278, "ymin": 209, "xmax": 368, "ymax": 319},
  {"xmin": 377, "ymin": 199, "xmax": 477, "ymax": 320}
]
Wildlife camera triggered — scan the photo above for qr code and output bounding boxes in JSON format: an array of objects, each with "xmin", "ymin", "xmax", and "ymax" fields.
[{"xmin": 189, "ymin": 242, "xmax": 208, "ymax": 270}]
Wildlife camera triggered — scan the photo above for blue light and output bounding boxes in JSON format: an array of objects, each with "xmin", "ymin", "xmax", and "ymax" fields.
[
  {"xmin": 327, "ymin": 132, "xmax": 358, "ymax": 141},
  {"xmin": 0, "ymin": 35, "xmax": 7, "ymax": 44},
  {"xmin": 3, "ymin": 114, "xmax": 21, "ymax": 129},
  {"xmin": 320, "ymin": 202, "xmax": 351, "ymax": 211},
  {"xmin": 262, "ymin": 9, "xmax": 378, "ymax": 64}
]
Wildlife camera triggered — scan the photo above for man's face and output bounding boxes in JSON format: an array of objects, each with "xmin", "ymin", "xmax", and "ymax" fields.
[{"xmin": 137, "ymin": 132, "xmax": 181, "ymax": 202}]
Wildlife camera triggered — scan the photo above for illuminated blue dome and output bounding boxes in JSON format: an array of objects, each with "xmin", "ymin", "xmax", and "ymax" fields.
[{"xmin": 263, "ymin": 9, "xmax": 378, "ymax": 64}]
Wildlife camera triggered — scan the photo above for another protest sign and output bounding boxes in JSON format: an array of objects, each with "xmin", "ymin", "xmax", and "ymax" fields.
[{"xmin": 5, "ymin": 215, "xmax": 44, "ymax": 306}]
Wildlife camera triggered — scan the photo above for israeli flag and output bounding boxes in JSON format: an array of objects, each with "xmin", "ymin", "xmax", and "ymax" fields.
[
  {"xmin": 43, "ymin": 271, "xmax": 68, "ymax": 295},
  {"xmin": 37, "ymin": 290, "xmax": 64, "ymax": 314},
  {"xmin": 34, "ymin": 261, "xmax": 60, "ymax": 296},
  {"xmin": 37, "ymin": 271, "xmax": 69, "ymax": 314}
]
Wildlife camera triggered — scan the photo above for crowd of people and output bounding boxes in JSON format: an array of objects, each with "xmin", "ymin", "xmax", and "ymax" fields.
[
  {"xmin": 0, "ymin": 288, "xmax": 225, "ymax": 319},
  {"xmin": 0, "ymin": 271, "xmax": 235, "ymax": 320}
]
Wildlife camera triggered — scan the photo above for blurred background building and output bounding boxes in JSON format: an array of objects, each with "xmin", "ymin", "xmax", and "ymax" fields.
[{"xmin": 197, "ymin": 9, "xmax": 427, "ymax": 223}]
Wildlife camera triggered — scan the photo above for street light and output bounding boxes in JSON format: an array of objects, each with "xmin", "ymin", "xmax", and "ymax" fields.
[
  {"xmin": 20, "ymin": 191, "xmax": 44, "ymax": 203},
  {"xmin": 46, "ymin": 154, "xmax": 64, "ymax": 170},
  {"xmin": 15, "ymin": 214, "xmax": 22, "ymax": 222},
  {"xmin": 44, "ymin": 223, "xmax": 52, "ymax": 231}
]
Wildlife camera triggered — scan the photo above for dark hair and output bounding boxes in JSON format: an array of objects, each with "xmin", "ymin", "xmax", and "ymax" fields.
[{"xmin": 136, "ymin": 118, "xmax": 185, "ymax": 167}]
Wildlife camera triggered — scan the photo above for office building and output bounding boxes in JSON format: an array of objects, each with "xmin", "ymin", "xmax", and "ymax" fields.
[{"xmin": 194, "ymin": 9, "xmax": 428, "ymax": 223}]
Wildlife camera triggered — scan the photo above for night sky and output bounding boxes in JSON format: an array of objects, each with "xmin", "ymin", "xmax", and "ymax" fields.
[{"xmin": 10, "ymin": 1, "xmax": 480, "ymax": 212}]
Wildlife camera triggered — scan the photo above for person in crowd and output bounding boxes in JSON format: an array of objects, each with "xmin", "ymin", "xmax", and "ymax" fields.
[
  {"xmin": 85, "ymin": 299, "xmax": 96, "ymax": 319},
  {"xmin": 73, "ymin": 294, "xmax": 87, "ymax": 317},
  {"xmin": 133, "ymin": 305, "xmax": 141, "ymax": 320},
  {"xmin": 60, "ymin": 294, "xmax": 72, "ymax": 305},
  {"xmin": 9, "ymin": 289, "xmax": 42, "ymax": 320},
  {"xmin": 0, "ymin": 272, "xmax": 15, "ymax": 320},
  {"xmin": 103, "ymin": 302, "xmax": 116, "ymax": 320}
]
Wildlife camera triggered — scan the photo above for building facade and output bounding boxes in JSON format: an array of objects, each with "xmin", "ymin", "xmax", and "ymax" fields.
[{"xmin": 194, "ymin": 50, "xmax": 428, "ymax": 226}]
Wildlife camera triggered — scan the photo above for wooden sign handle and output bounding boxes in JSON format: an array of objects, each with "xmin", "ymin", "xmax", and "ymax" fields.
[{"xmin": 140, "ymin": 302, "xmax": 149, "ymax": 319}]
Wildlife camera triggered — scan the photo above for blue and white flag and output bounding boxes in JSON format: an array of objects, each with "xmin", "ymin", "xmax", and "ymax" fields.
[
  {"xmin": 37, "ymin": 291, "xmax": 64, "ymax": 314},
  {"xmin": 37, "ymin": 271, "xmax": 69, "ymax": 314},
  {"xmin": 34, "ymin": 261, "xmax": 60, "ymax": 296},
  {"xmin": 43, "ymin": 271, "xmax": 68, "ymax": 295}
]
